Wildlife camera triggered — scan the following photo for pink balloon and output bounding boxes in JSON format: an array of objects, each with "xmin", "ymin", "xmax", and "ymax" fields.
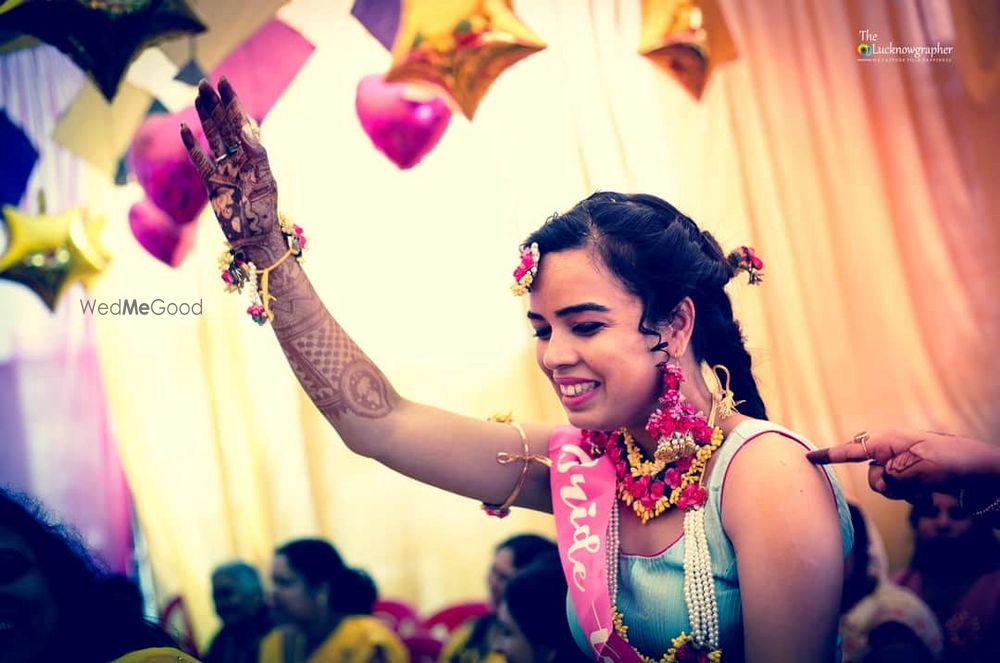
[
  {"xmin": 129, "ymin": 198, "xmax": 197, "ymax": 267},
  {"xmin": 127, "ymin": 107, "xmax": 208, "ymax": 226},
  {"xmin": 355, "ymin": 74, "xmax": 452, "ymax": 169}
]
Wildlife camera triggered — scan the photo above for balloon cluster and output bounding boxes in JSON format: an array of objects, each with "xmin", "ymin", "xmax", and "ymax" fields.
[
  {"xmin": 127, "ymin": 107, "xmax": 205, "ymax": 267},
  {"xmin": 354, "ymin": 0, "xmax": 546, "ymax": 170}
]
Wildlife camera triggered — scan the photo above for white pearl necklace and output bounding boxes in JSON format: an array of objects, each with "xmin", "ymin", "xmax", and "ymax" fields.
[{"xmin": 607, "ymin": 499, "xmax": 721, "ymax": 654}]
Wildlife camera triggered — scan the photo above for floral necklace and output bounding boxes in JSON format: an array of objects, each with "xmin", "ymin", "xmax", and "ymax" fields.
[
  {"xmin": 584, "ymin": 362, "xmax": 729, "ymax": 662},
  {"xmin": 589, "ymin": 364, "xmax": 725, "ymax": 524}
]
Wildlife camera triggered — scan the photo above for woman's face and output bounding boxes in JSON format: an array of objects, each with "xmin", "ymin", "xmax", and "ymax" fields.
[
  {"xmin": 528, "ymin": 248, "xmax": 663, "ymax": 433},
  {"xmin": 270, "ymin": 554, "xmax": 323, "ymax": 625},
  {"xmin": 487, "ymin": 546, "xmax": 517, "ymax": 610},
  {"xmin": 915, "ymin": 493, "xmax": 973, "ymax": 542},
  {"xmin": 0, "ymin": 526, "xmax": 59, "ymax": 663},
  {"xmin": 494, "ymin": 600, "xmax": 548, "ymax": 663}
]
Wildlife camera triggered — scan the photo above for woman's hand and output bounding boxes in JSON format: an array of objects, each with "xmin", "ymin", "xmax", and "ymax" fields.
[{"xmin": 180, "ymin": 78, "xmax": 283, "ymax": 256}]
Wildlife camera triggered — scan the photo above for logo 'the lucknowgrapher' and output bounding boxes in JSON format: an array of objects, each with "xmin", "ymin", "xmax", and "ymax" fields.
[{"xmin": 855, "ymin": 28, "xmax": 954, "ymax": 63}]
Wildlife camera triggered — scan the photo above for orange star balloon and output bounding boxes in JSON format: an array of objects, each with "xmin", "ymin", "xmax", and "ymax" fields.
[
  {"xmin": 638, "ymin": 0, "xmax": 737, "ymax": 100},
  {"xmin": 0, "ymin": 205, "xmax": 111, "ymax": 310},
  {"xmin": 385, "ymin": 0, "xmax": 545, "ymax": 119}
]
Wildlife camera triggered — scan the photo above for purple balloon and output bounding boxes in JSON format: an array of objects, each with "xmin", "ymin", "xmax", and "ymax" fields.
[
  {"xmin": 127, "ymin": 107, "xmax": 207, "ymax": 226},
  {"xmin": 129, "ymin": 198, "xmax": 197, "ymax": 267},
  {"xmin": 355, "ymin": 74, "xmax": 452, "ymax": 170}
]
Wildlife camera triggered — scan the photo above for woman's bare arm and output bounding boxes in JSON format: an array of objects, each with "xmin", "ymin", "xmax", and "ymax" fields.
[
  {"xmin": 722, "ymin": 433, "xmax": 844, "ymax": 663},
  {"xmin": 182, "ymin": 78, "xmax": 553, "ymax": 512}
]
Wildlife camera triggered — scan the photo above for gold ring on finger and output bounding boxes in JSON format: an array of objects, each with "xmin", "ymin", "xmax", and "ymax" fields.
[{"xmin": 852, "ymin": 431, "xmax": 872, "ymax": 459}]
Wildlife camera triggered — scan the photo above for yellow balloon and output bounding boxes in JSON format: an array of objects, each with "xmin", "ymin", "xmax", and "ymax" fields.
[
  {"xmin": 386, "ymin": 0, "xmax": 546, "ymax": 119},
  {"xmin": 0, "ymin": 205, "xmax": 111, "ymax": 310},
  {"xmin": 638, "ymin": 0, "xmax": 738, "ymax": 100}
]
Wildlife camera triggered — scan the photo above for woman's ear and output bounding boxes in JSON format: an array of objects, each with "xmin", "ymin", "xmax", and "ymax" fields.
[{"xmin": 659, "ymin": 297, "xmax": 696, "ymax": 357}]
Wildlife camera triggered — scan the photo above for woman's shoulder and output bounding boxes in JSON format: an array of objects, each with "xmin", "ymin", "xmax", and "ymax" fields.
[
  {"xmin": 258, "ymin": 625, "xmax": 298, "ymax": 662},
  {"xmin": 337, "ymin": 614, "xmax": 406, "ymax": 645},
  {"xmin": 713, "ymin": 417, "xmax": 818, "ymax": 476},
  {"xmin": 717, "ymin": 417, "xmax": 853, "ymax": 555}
]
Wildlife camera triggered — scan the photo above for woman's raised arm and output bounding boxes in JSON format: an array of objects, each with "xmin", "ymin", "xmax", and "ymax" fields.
[{"xmin": 181, "ymin": 78, "xmax": 553, "ymax": 513}]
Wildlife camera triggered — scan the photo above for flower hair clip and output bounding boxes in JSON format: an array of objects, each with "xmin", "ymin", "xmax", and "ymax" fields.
[
  {"xmin": 219, "ymin": 214, "xmax": 308, "ymax": 325},
  {"xmin": 728, "ymin": 245, "xmax": 764, "ymax": 285},
  {"xmin": 511, "ymin": 242, "xmax": 540, "ymax": 296}
]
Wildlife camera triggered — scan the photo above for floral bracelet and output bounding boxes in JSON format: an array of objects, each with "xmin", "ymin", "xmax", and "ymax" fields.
[{"xmin": 219, "ymin": 214, "xmax": 307, "ymax": 325}]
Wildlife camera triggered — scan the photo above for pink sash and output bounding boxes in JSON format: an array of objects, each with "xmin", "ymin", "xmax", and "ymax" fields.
[{"xmin": 549, "ymin": 427, "xmax": 641, "ymax": 662}]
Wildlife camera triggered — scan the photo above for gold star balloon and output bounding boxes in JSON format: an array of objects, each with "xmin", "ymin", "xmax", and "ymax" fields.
[
  {"xmin": 385, "ymin": 0, "xmax": 545, "ymax": 119},
  {"xmin": 0, "ymin": 205, "xmax": 111, "ymax": 310},
  {"xmin": 638, "ymin": 0, "xmax": 737, "ymax": 100}
]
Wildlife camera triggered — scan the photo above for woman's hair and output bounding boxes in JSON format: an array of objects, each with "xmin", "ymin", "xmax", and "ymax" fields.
[
  {"xmin": 524, "ymin": 192, "xmax": 767, "ymax": 419},
  {"xmin": 276, "ymin": 538, "xmax": 377, "ymax": 615},
  {"xmin": 495, "ymin": 533, "xmax": 557, "ymax": 569},
  {"xmin": 0, "ymin": 487, "xmax": 176, "ymax": 661},
  {"xmin": 842, "ymin": 504, "xmax": 877, "ymax": 612},
  {"xmin": 503, "ymin": 552, "xmax": 589, "ymax": 662}
]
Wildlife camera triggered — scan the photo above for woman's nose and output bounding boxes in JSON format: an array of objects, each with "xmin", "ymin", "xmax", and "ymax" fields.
[{"xmin": 542, "ymin": 330, "xmax": 576, "ymax": 371}]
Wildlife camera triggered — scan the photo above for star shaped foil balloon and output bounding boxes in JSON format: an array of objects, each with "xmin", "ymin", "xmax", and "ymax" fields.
[
  {"xmin": 0, "ymin": 0, "xmax": 206, "ymax": 101},
  {"xmin": 638, "ymin": 0, "xmax": 737, "ymax": 100},
  {"xmin": 385, "ymin": 0, "xmax": 545, "ymax": 119},
  {"xmin": 0, "ymin": 205, "xmax": 111, "ymax": 310}
]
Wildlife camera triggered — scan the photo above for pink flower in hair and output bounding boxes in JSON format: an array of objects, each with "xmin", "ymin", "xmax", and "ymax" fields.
[{"xmin": 511, "ymin": 242, "xmax": 540, "ymax": 296}]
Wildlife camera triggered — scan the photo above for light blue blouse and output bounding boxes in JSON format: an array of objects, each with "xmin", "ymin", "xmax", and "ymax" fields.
[{"xmin": 568, "ymin": 418, "xmax": 854, "ymax": 660}]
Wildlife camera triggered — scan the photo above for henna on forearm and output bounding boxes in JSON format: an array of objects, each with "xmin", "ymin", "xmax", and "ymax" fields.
[
  {"xmin": 185, "ymin": 78, "xmax": 398, "ymax": 424},
  {"xmin": 250, "ymin": 254, "xmax": 398, "ymax": 421}
]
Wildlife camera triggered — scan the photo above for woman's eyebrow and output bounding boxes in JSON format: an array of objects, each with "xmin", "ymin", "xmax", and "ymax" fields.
[{"xmin": 527, "ymin": 303, "xmax": 610, "ymax": 321}]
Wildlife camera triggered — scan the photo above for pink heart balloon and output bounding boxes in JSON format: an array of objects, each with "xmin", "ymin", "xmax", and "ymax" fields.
[
  {"xmin": 129, "ymin": 198, "xmax": 197, "ymax": 267},
  {"xmin": 355, "ymin": 74, "xmax": 452, "ymax": 169},
  {"xmin": 127, "ymin": 107, "xmax": 208, "ymax": 226}
]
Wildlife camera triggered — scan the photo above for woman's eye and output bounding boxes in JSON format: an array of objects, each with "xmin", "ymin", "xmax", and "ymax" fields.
[
  {"xmin": 573, "ymin": 322, "xmax": 604, "ymax": 335},
  {"xmin": 532, "ymin": 327, "xmax": 551, "ymax": 339}
]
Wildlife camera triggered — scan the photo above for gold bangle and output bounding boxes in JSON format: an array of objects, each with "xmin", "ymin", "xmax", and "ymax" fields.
[{"xmin": 482, "ymin": 419, "xmax": 551, "ymax": 518}]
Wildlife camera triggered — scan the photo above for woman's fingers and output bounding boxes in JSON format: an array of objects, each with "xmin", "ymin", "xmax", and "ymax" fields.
[
  {"xmin": 196, "ymin": 81, "xmax": 228, "ymax": 158},
  {"xmin": 180, "ymin": 123, "xmax": 213, "ymax": 180},
  {"xmin": 868, "ymin": 462, "xmax": 888, "ymax": 494},
  {"xmin": 806, "ymin": 443, "xmax": 870, "ymax": 465},
  {"xmin": 218, "ymin": 76, "xmax": 263, "ymax": 156}
]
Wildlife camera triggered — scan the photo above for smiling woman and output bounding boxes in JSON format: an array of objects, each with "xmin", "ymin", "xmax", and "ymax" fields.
[{"xmin": 184, "ymin": 79, "xmax": 854, "ymax": 662}]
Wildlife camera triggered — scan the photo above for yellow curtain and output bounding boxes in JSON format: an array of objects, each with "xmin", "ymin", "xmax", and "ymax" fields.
[{"xmin": 82, "ymin": 0, "xmax": 998, "ymax": 645}]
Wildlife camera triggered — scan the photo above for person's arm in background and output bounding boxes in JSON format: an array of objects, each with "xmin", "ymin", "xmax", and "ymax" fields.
[{"xmin": 808, "ymin": 430, "xmax": 1000, "ymax": 523}]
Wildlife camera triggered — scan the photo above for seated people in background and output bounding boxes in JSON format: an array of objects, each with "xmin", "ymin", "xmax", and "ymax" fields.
[
  {"xmin": 808, "ymin": 430, "xmax": 1000, "ymax": 523},
  {"xmin": 260, "ymin": 538, "xmax": 407, "ymax": 663},
  {"xmin": 839, "ymin": 504, "xmax": 941, "ymax": 662},
  {"xmin": 492, "ymin": 554, "xmax": 590, "ymax": 663},
  {"xmin": 204, "ymin": 561, "xmax": 274, "ymax": 663},
  {"xmin": 893, "ymin": 493, "xmax": 1000, "ymax": 662},
  {"xmin": 440, "ymin": 534, "xmax": 557, "ymax": 663},
  {"xmin": 0, "ymin": 486, "xmax": 196, "ymax": 663}
]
